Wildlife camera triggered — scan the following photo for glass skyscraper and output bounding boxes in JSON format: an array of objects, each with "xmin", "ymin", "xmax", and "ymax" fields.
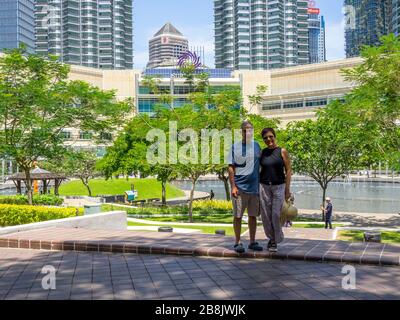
[
  {"xmin": 35, "ymin": 0, "xmax": 133, "ymax": 69},
  {"xmin": 345, "ymin": 0, "xmax": 393, "ymax": 58},
  {"xmin": 0, "ymin": 0, "xmax": 35, "ymax": 53},
  {"xmin": 308, "ymin": 11, "xmax": 326, "ymax": 64},
  {"xmin": 393, "ymin": 0, "xmax": 400, "ymax": 35},
  {"xmin": 214, "ymin": 0, "xmax": 310, "ymax": 70}
]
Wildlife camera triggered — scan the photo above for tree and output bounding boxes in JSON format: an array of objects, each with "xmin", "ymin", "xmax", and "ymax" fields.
[
  {"xmin": 43, "ymin": 150, "xmax": 101, "ymax": 197},
  {"xmin": 284, "ymin": 118, "xmax": 361, "ymax": 220},
  {"xmin": 179, "ymin": 62, "xmax": 196, "ymax": 92},
  {"xmin": 325, "ymin": 34, "xmax": 400, "ymax": 166},
  {"xmin": 0, "ymin": 48, "xmax": 131, "ymax": 204},
  {"xmin": 141, "ymin": 75, "xmax": 161, "ymax": 94},
  {"xmin": 247, "ymin": 85, "xmax": 268, "ymax": 114}
]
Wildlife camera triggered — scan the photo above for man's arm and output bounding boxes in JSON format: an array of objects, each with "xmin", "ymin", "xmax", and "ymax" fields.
[{"xmin": 228, "ymin": 165, "xmax": 239, "ymax": 199}]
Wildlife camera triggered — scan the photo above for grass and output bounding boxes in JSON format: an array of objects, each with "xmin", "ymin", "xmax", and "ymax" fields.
[
  {"xmin": 338, "ymin": 230, "xmax": 400, "ymax": 244},
  {"xmin": 293, "ymin": 223, "xmax": 345, "ymax": 229},
  {"xmin": 104, "ymin": 204, "xmax": 344, "ymax": 225},
  {"xmin": 127, "ymin": 221, "xmax": 245, "ymax": 237},
  {"xmin": 58, "ymin": 178, "xmax": 185, "ymax": 199}
]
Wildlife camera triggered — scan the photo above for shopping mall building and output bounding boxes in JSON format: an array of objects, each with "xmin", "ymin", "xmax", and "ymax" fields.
[{"xmin": 1, "ymin": 55, "xmax": 363, "ymax": 169}]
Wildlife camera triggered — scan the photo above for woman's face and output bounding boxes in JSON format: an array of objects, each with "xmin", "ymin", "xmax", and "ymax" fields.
[{"xmin": 263, "ymin": 131, "xmax": 276, "ymax": 148}]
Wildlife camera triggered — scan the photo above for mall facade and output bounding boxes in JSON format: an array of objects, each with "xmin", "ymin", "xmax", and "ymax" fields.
[{"xmin": 55, "ymin": 56, "xmax": 363, "ymax": 155}]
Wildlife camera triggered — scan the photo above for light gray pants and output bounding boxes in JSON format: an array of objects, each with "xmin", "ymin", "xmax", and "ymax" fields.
[{"xmin": 260, "ymin": 183, "xmax": 285, "ymax": 244}]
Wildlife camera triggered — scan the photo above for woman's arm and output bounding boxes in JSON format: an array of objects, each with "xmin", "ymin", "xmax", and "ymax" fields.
[{"xmin": 281, "ymin": 148, "xmax": 292, "ymax": 201}]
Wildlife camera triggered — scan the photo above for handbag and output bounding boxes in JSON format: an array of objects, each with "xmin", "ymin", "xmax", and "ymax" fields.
[{"xmin": 280, "ymin": 196, "xmax": 298, "ymax": 225}]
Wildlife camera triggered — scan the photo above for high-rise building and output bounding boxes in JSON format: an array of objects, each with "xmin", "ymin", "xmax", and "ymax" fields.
[
  {"xmin": 214, "ymin": 0, "xmax": 310, "ymax": 70},
  {"xmin": 0, "ymin": 0, "xmax": 35, "ymax": 53},
  {"xmin": 308, "ymin": 9, "xmax": 326, "ymax": 63},
  {"xmin": 35, "ymin": 0, "xmax": 133, "ymax": 69},
  {"xmin": 345, "ymin": 0, "xmax": 393, "ymax": 58},
  {"xmin": 147, "ymin": 23, "xmax": 189, "ymax": 69},
  {"xmin": 393, "ymin": 0, "xmax": 400, "ymax": 35}
]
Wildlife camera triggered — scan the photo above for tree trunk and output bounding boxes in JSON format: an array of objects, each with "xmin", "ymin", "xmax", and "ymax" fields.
[
  {"xmin": 24, "ymin": 168, "xmax": 33, "ymax": 205},
  {"xmin": 161, "ymin": 180, "xmax": 167, "ymax": 205},
  {"xmin": 81, "ymin": 178, "xmax": 92, "ymax": 197},
  {"xmin": 188, "ymin": 179, "xmax": 196, "ymax": 223},
  {"xmin": 321, "ymin": 187, "xmax": 327, "ymax": 222},
  {"xmin": 222, "ymin": 177, "xmax": 231, "ymax": 201}
]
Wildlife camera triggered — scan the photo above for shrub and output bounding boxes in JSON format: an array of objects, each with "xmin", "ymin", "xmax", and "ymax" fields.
[
  {"xmin": 0, "ymin": 195, "xmax": 64, "ymax": 206},
  {"xmin": 192, "ymin": 200, "xmax": 233, "ymax": 211},
  {"xmin": 0, "ymin": 204, "xmax": 83, "ymax": 227}
]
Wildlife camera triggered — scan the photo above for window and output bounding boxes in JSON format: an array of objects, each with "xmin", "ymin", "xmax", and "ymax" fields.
[{"xmin": 79, "ymin": 131, "xmax": 92, "ymax": 140}]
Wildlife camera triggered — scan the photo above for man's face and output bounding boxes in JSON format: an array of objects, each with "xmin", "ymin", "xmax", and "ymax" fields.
[{"xmin": 242, "ymin": 125, "xmax": 254, "ymax": 142}]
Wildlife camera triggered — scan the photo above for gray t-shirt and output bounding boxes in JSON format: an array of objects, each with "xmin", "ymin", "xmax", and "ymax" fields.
[{"xmin": 228, "ymin": 141, "xmax": 261, "ymax": 195}]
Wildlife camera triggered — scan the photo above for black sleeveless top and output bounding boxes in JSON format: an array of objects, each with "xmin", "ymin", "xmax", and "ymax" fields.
[{"xmin": 260, "ymin": 147, "xmax": 286, "ymax": 185}]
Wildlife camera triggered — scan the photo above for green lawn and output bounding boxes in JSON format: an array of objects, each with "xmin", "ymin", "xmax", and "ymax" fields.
[
  {"xmin": 127, "ymin": 221, "xmax": 245, "ymax": 236},
  {"xmin": 338, "ymin": 230, "xmax": 400, "ymax": 244},
  {"xmin": 293, "ymin": 223, "xmax": 345, "ymax": 229},
  {"xmin": 58, "ymin": 178, "xmax": 185, "ymax": 199}
]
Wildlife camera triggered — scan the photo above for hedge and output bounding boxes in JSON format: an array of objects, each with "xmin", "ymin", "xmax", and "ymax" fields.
[
  {"xmin": 0, "ymin": 204, "xmax": 83, "ymax": 227},
  {"xmin": 0, "ymin": 195, "xmax": 64, "ymax": 206}
]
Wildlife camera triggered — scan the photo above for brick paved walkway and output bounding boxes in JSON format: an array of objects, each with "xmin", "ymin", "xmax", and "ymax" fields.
[
  {"xmin": 1, "ymin": 227, "xmax": 399, "ymax": 266},
  {"xmin": 1, "ymin": 248, "xmax": 399, "ymax": 300}
]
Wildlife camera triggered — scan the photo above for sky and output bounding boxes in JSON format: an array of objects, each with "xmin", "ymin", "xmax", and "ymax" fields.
[{"xmin": 134, "ymin": 0, "xmax": 346, "ymax": 69}]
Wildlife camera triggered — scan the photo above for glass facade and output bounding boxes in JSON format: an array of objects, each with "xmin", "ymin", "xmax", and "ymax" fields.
[
  {"xmin": 35, "ymin": 0, "xmax": 133, "ymax": 69},
  {"xmin": 138, "ymin": 69, "xmax": 241, "ymax": 115},
  {"xmin": 0, "ymin": 0, "xmax": 35, "ymax": 53},
  {"xmin": 262, "ymin": 96, "xmax": 338, "ymax": 111},
  {"xmin": 214, "ymin": 0, "xmax": 310, "ymax": 70},
  {"xmin": 143, "ymin": 68, "xmax": 234, "ymax": 79},
  {"xmin": 345, "ymin": 0, "xmax": 392, "ymax": 58},
  {"xmin": 308, "ymin": 13, "xmax": 326, "ymax": 63},
  {"xmin": 393, "ymin": 0, "xmax": 400, "ymax": 35}
]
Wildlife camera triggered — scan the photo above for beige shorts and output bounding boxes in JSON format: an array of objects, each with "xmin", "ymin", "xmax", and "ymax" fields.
[{"xmin": 232, "ymin": 191, "xmax": 260, "ymax": 218}]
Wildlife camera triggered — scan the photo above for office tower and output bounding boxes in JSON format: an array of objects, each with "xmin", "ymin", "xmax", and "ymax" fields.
[
  {"xmin": 147, "ymin": 23, "xmax": 189, "ymax": 69},
  {"xmin": 345, "ymin": 0, "xmax": 392, "ymax": 58},
  {"xmin": 214, "ymin": 0, "xmax": 310, "ymax": 70},
  {"xmin": 0, "ymin": 0, "xmax": 35, "ymax": 53},
  {"xmin": 308, "ymin": 8, "xmax": 326, "ymax": 63},
  {"xmin": 35, "ymin": 0, "xmax": 133, "ymax": 69},
  {"xmin": 393, "ymin": 0, "xmax": 399, "ymax": 35}
]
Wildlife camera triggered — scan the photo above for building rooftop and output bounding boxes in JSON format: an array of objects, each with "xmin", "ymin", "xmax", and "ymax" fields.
[{"xmin": 154, "ymin": 22, "xmax": 183, "ymax": 37}]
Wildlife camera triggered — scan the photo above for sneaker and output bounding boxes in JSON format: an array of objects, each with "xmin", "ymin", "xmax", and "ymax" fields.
[
  {"xmin": 267, "ymin": 240, "xmax": 273, "ymax": 250},
  {"xmin": 234, "ymin": 243, "xmax": 245, "ymax": 254},
  {"xmin": 248, "ymin": 242, "xmax": 263, "ymax": 252},
  {"xmin": 269, "ymin": 242, "xmax": 278, "ymax": 253}
]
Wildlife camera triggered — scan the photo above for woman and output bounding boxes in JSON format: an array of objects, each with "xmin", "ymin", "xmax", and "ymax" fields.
[{"xmin": 259, "ymin": 128, "xmax": 292, "ymax": 253}]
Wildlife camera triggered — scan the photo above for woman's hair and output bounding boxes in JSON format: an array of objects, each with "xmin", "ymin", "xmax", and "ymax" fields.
[{"xmin": 261, "ymin": 128, "xmax": 276, "ymax": 138}]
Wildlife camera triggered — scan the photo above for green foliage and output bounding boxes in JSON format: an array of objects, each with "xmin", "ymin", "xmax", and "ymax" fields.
[
  {"xmin": 0, "ymin": 204, "xmax": 82, "ymax": 227},
  {"xmin": 247, "ymin": 85, "xmax": 268, "ymax": 114},
  {"xmin": 339, "ymin": 230, "xmax": 400, "ymax": 244},
  {"xmin": 192, "ymin": 200, "xmax": 232, "ymax": 211},
  {"xmin": 284, "ymin": 118, "xmax": 361, "ymax": 207},
  {"xmin": 319, "ymin": 34, "xmax": 400, "ymax": 167},
  {"xmin": 42, "ymin": 149, "xmax": 101, "ymax": 197},
  {"xmin": 0, "ymin": 48, "xmax": 132, "ymax": 204},
  {"xmin": 0, "ymin": 195, "xmax": 64, "ymax": 206}
]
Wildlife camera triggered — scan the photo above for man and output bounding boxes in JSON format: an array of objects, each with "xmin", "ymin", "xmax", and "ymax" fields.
[
  {"xmin": 228, "ymin": 121, "xmax": 263, "ymax": 253},
  {"xmin": 210, "ymin": 190, "xmax": 215, "ymax": 200},
  {"xmin": 321, "ymin": 197, "xmax": 333, "ymax": 229}
]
